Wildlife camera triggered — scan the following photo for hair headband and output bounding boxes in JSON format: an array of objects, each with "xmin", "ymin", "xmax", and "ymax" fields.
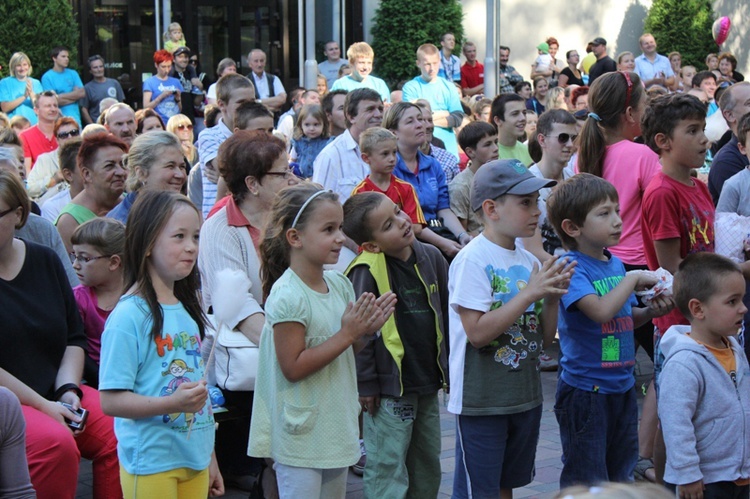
[{"xmin": 292, "ymin": 190, "xmax": 329, "ymax": 229}]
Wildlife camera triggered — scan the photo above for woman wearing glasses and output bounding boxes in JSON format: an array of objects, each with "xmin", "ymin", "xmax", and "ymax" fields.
[
  {"xmin": 167, "ymin": 113, "xmax": 198, "ymax": 166},
  {"xmin": 199, "ymin": 130, "xmax": 298, "ymax": 491},
  {"xmin": 107, "ymin": 130, "xmax": 187, "ymax": 224},
  {"xmin": 26, "ymin": 117, "xmax": 80, "ymax": 199},
  {"xmin": 0, "ymin": 169, "xmax": 121, "ymax": 498}
]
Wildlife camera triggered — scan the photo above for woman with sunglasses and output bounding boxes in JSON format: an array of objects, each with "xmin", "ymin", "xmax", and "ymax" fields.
[
  {"xmin": 0, "ymin": 169, "xmax": 121, "ymax": 498},
  {"xmin": 577, "ymin": 71, "xmax": 661, "ymax": 483},
  {"xmin": 199, "ymin": 130, "xmax": 298, "ymax": 492},
  {"xmin": 26, "ymin": 117, "xmax": 80, "ymax": 199},
  {"xmin": 107, "ymin": 130, "xmax": 188, "ymax": 224},
  {"xmin": 166, "ymin": 113, "xmax": 198, "ymax": 165}
]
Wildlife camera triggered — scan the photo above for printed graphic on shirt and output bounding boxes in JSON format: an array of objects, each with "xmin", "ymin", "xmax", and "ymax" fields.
[
  {"xmin": 685, "ymin": 204, "xmax": 713, "ymax": 251},
  {"xmin": 592, "ymin": 275, "xmax": 635, "ymax": 369},
  {"xmin": 155, "ymin": 331, "xmax": 212, "ymax": 431},
  {"xmin": 480, "ymin": 264, "xmax": 541, "ymax": 370}
]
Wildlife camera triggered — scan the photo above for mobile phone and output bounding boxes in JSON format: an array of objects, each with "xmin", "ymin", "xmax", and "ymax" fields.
[{"xmin": 59, "ymin": 402, "xmax": 89, "ymax": 431}]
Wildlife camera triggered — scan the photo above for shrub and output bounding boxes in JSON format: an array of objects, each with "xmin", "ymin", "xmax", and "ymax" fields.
[
  {"xmin": 644, "ymin": 0, "xmax": 715, "ymax": 70},
  {"xmin": 0, "ymin": 0, "xmax": 80, "ymax": 78},
  {"xmin": 371, "ymin": 0, "xmax": 464, "ymax": 89}
]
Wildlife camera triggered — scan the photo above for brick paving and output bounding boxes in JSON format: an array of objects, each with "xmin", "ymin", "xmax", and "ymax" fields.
[{"xmin": 76, "ymin": 343, "xmax": 653, "ymax": 498}]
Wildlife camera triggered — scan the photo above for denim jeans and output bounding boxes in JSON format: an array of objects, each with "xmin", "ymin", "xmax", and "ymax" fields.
[{"xmin": 554, "ymin": 379, "xmax": 638, "ymax": 488}]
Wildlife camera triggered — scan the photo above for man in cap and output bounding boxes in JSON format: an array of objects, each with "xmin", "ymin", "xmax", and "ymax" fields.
[{"xmin": 588, "ymin": 38, "xmax": 617, "ymax": 85}]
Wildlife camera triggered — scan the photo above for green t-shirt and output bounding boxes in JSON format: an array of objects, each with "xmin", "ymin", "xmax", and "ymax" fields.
[{"xmin": 498, "ymin": 141, "xmax": 533, "ymax": 166}]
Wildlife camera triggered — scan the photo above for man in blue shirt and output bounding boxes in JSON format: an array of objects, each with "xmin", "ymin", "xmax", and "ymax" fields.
[
  {"xmin": 634, "ymin": 34, "xmax": 676, "ymax": 90},
  {"xmin": 438, "ymin": 33, "xmax": 461, "ymax": 83},
  {"xmin": 41, "ymin": 47, "xmax": 84, "ymax": 125}
]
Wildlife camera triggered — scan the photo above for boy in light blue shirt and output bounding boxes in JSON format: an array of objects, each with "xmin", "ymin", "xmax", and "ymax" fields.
[
  {"xmin": 41, "ymin": 47, "xmax": 84, "ymax": 125},
  {"xmin": 330, "ymin": 42, "xmax": 390, "ymax": 103}
]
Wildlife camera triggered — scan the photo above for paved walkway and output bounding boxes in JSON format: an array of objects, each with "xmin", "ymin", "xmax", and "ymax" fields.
[{"xmin": 77, "ymin": 343, "xmax": 653, "ymax": 498}]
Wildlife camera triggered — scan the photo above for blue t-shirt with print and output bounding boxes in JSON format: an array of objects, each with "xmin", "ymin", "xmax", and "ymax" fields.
[
  {"xmin": 143, "ymin": 76, "xmax": 184, "ymax": 126},
  {"xmin": 99, "ymin": 295, "xmax": 214, "ymax": 475},
  {"xmin": 559, "ymin": 250, "xmax": 637, "ymax": 394}
]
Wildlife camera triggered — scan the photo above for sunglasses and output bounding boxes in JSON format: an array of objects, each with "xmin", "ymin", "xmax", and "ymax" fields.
[
  {"xmin": 57, "ymin": 129, "xmax": 80, "ymax": 139},
  {"xmin": 0, "ymin": 206, "xmax": 18, "ymax": 218},
  {"xmin": 189, "ymin": 59, "xmax": 198, "ymax": 64},
  {"xmin": 177, "ymin": 124, "xmax": 193, "ymax": 130},
  {"xmin": 546, "ymin": 133, "xmax": 578, "ymax": 145}
]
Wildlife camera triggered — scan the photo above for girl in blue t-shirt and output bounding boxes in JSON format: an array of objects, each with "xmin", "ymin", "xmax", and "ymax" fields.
[
  {"xmin": 248, "ymin": 184, "xmax": 395, "ymax": 498},
  {"xmin": 290, "ymin": 104, "xmax": 330, "ymax": 178},
  {"xmin": 98, "ymin": 190, "xmax": 223, "ymax": 497}
]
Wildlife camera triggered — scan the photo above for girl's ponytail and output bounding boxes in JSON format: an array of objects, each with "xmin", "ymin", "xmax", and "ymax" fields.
[{"xmin": 577, "ymin": 71, "xmax": 644, "ymax": 178}]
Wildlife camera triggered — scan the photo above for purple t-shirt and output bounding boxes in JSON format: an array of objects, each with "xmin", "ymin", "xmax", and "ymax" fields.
[{"xmin": 73, "ymin": 285, "xmax": 112, "ymax": 364}]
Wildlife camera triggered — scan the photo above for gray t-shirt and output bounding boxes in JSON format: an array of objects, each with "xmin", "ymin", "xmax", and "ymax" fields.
[
  {"xmin": 82, "ymin": 79, "xmax": 125, "ymax": 122},
  {"xmin": 717, "ymin": 168, "xmax": 750, "ymax": 216},
  {"xmin": 16, "ymin": 213, "xmax": 79, "ymax": 287}
]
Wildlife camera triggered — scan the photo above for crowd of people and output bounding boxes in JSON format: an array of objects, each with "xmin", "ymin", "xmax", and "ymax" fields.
[{"xmin": 0, "ymin": 21, "xmax": 749, "ymax": 499}]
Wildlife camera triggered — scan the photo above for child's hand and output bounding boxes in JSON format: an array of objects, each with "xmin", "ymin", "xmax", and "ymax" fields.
[
  {"xmin": 525, "ymin": 257, "xmax": 576, "ymax": 302},
  {"xmin": 173, "ymin": 379, "xmax": 208, "ymax": 413},
  {"xmin": 359, "ymin": 395, "xmax": 381, "ymax": 416},
  {"xmin": 341, "ymin": 293, "xmax": 380, "ymax": 342},
  {"xmin": 647, "ymin": 294, "xmax": 675, "ymax": 318},
  {"xmin": 627, "ymin": 270, "xmax": 659, "ymax": 291},
  {"xmin": 677, "ymin": 479, "xmax": 704, "ymax": 499}
]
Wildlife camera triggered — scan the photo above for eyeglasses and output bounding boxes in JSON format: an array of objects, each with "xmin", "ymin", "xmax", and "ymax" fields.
[
  {"xmin": 177, "ymin": 124, "xmax": 193, "ymax": 130},
  {"xmin": 264, "ymin": 169, "xmax": 297, "ymax": 180},
  {"xmin": 57, "ymin": 129, "xmax": 80, "ymax": 139},
  {"xmin": 0, "ymin": 206, "xmax": 18, "ymax": 218},
  {"xmin": 189, "ymin": 59, "xmax": 198, "ymax": 65},
  {"xmin": 620, "ymin": 71, "xmax": 633, "ymax": 111},
  {"xmin": 546, "ymin": 133, "xmax": 578, "ymax": 144},
  {"xmin": 69, "ymin": 253, "xmax": 111, "ymax": 265}
]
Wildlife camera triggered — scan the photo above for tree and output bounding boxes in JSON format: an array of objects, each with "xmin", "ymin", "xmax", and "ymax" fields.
[
  {"xmin": 371, "ymin": 0, "xmax": 464, "ymax": 89},
  {"xmin": 644, "ymin": 0, "xmax": 715, "ymax": 69},
  {"xmin": 0, "ymin": 0, "xmax": 80, "ymax": 78}
]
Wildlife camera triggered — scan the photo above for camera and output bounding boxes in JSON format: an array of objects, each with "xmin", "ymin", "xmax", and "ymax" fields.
[{"xmin": 58, "ymin": 402, "xmax": 89, "ymax": 431}]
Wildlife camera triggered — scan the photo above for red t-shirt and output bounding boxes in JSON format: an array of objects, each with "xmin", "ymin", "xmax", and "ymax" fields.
[
  {"xmin": 641, "ymin": 172, "xmax": 715, "ymax": 332},
  {"xmin": 351, "ymin": 175, "xmax": 427, "ymax": 225},
  {"xmin": 461, "ymin": 61, "xmax": 484, "ymax": 90},
  {"xmin": 20, "ymin": 125, "xmax": 57, "ymax": 170}
]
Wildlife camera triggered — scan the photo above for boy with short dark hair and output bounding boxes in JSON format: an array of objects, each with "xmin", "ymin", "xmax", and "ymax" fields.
[
  {"xmin": 490, "ymin": 93, "xmax": 533, "ymax": 165},
  {"xmin": 343, "ymin": 191, "xmax": 449, "ymax": 499},
  {"xmin": 691, "ymin": 71, "xmax": 719, "ymax": 115},
  {"xmin": 450, "ymin": 121, "xmax": 498, "ymax": 235},
  {"xmin": 351, "ymin": 127, "xmax": 425, "ymax": 236},
  {"xmin": 641, "ymin": 93, "xmax": 714, "ymax": 377},
  {"xmin": 546, "ymin": 173, "xmax": 673, "ymax": 488},
  {"xmin": 660, "ymin": 253, "xmax": 750, "ymax": 498},
  {"xmin": 449, "ymin": 159, "xmax": 574, "ymax": 498},
  {"xmin": 233, "ymin": 101, "xmax": 274, "ymax": 134}
]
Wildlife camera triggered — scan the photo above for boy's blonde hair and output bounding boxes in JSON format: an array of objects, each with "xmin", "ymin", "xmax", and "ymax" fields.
[
  {"xmin": 347, "ymin": 42, "xmax": 374, "ymax": 64},
  {"xmin": 416, "ymin": 44, "xmax": 440, "ymax": 59},
  {"xmin": 359, "ymin": 127, "xmax": 397, "ymax": 155}
]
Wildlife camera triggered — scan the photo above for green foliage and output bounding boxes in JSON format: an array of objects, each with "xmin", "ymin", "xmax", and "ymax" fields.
[
  {"xmin": 644, "ymin": 0, "xmax": 715, "ymax": 69},
  {"xmin": 371, "ymin": 0, "xmax": 464, "ymax": 88},
  {"xmin": 0, "ymin": 0, "xmax": 80, "ymax": 78}
]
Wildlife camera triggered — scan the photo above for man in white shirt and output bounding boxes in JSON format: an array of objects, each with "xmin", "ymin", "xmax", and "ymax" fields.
[
  {"xmin": 247, "ymin": 49, "xmax": 286, "ymax": 112},
  {"xmin": 312, "ymin": 88, "xmax": 383, "ymax": 203},
  {"xmin": 634, "ymin": 34, "xmax": 676, "ymax": 90}
]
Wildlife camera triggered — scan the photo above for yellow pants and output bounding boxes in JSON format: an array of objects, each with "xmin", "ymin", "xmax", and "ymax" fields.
[{"xmin": 120, "ymin": 466, "xmax": 208, "ymax": 499}]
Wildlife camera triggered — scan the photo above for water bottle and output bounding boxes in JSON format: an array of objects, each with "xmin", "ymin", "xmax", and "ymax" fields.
[{"xmin": 208, "ymin": 386, "xmax": 225, "ymax": 408}]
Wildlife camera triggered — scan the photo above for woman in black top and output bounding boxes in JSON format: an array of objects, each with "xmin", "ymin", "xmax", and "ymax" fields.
[{"xmin": 558, "ymin": 50, "xmax": 585, "ymax": 88}]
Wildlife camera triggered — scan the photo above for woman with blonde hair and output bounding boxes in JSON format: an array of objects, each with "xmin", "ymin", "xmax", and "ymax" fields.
[
  {"xmin": 0, "ymin": 52, "xmax": 44, "ymax": 125},
  {"xmin": 166, "ymin": 113, "xmax": 198, "ymax": 165}
]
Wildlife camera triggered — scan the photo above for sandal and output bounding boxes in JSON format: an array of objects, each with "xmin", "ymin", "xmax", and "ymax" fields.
[{"xmin": 634, "ymin": 456, "xmax": 655, "ymax": 482}]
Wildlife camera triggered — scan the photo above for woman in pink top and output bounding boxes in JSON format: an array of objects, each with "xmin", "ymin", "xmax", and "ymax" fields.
[
  {"xmin": 577, "ymin": 70, "xmax": 660, "ymax": 483},
  {"xmin": 70, "ymin": 217, "xmax": 125, "ymax": 387}
]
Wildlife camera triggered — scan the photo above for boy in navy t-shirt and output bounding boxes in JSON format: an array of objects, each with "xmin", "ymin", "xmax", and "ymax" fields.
[{"xmin": 546, "ymin": 173, "xmax": 674, "ymax": 487}]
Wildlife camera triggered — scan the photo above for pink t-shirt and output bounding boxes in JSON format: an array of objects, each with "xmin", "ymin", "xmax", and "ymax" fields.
[
  {"xmin": 73, "ymin": 285, "xmax": 112, "ymax": 364},
  {"xmin": 600, "ymin": 140, "xmax": 661, "ymax": 265}
]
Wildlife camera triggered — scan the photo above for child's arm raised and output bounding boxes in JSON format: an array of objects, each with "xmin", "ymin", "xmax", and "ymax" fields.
[
  {"xmin": 575, "ymin": 271, "xmax": 658, "ymax": 324},
  {"xmin": 100, "ymin": 380, "xmax": 208, "ymax": 418},
  {"xmin": 274, "ymin": 292, "xmax": 396, "ymax": 382},
  {"xmin": 459, "ymin": 258, "xmax": 573, "ymax": 349}
]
